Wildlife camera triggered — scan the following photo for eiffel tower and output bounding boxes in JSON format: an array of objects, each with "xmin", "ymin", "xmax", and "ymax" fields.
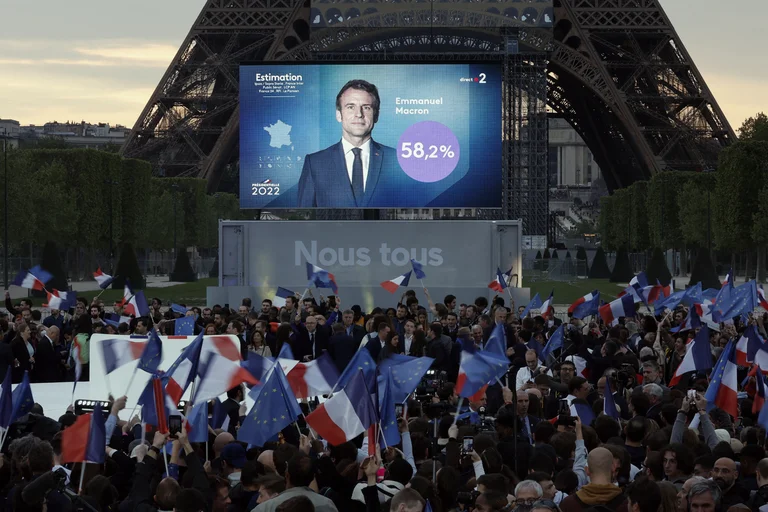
[{"xmin": 121, "ymin": 0, "xmax": 734, "ymax": 234}]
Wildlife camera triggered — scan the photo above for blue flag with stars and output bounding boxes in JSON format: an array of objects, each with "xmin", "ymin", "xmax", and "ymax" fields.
[
  {"xmin": 238, "ymin": 364, "xmax": 302, "ymax": 448},
  {"xmin": 485, "ymin": 323, "xmax": 506, "ymax": 359},
  {"xmin": 174, "ymin": 316, "xmax": 195, "ymax": 336},
  {"xmin": 187, "ymin": 401, "xmax": 209, "ymax": 443},
  {"xmin": 336, "ymin": 347, "xmax": 377, "ymax": 391},
  {"xmin": 713, "ymin": 280, "xmax": 758, "ymax": 323},
  {"xmin": 520, "ymin": 293, "xmax": 542, "ymax": 319},
  {"xmin": 386, "ymin": 356, "xmax": 434, "ymax": 404},
  {"xmin": 10, "ymin": 370, "xmax": 34, "ymax": 424},
  {"xmin": 137, "ymin": 328, "xmax": 163, "ymax": 374},
  {"xmin": 377, "ymin": 370, "xmax": 400, "ymax": 448},
  {"xmin": 539, "ymin": 325, "xmax": 564, "ymax": 363},
  {"xmin": 410, "ymin": 259, "xmax": 426, "ymax": 279}
]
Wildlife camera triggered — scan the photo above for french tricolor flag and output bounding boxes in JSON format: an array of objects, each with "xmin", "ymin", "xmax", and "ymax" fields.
[
  {"xmin": 305, "ymin": 370, "xmax": 378, "ymax": 446},
  {"xmin": 101, "ymin": 338, "xmax": 146, "ymax": 374},
  {"xmin": 273, "ymin": 287, "xmax": 295, "ymax": 308},
  {"xmin": 307, "ymin": 262, "xmax": 338, "ymax": 294},
  {"xmin": 670, "ymin": 326, "xmax": 713, "ymax": 386},
  {"xmin": 487, "ymin": 268, "xmax": 509, "ymax": 293},
  {"xmin": 192, "ymin": 352, "xmax": 260, "ymax": 406},
  {"xmin": 164, "ymin": 332, "xmax": 204, "ymax": 403},
  {"xmin": 735, "ymin": 325, "xmax": 763, "ymax": 367},
  {"xmin": 568, "ymin": 290, "xmax": 599, "ymax": 319},
  {"xmin": 46, "ymin": 289, "xmax": 76, "ymax": 310},
  {"xmin": 704, "ymin": 340, "xmax": 739, "ymax": 419},
  {"xmin": 125, "ymin": 290, "xmax": 150, "ymax": 318},
  {"xmin": 381, "ymin": 271, "xmax": 412, "ymax": 294},
  {"xmin": 12, "ymin": 266, "xmax": 52, "ymax": 291},
  {"xmin": 758, "ymin": 285, "xmax": 768, "ymax": 311},
  {"xmin": 598, "ymin": 295, "xmax": 635, "ymax": 326},
  {"xmin": 539, "ymin": 290, "xmax": 554, "ymax": 319},
  {"xmin": 93, "ymin": 268, "xmax": 115, "ymax": 290},
  {"xmin": 279, "ymin": 352, "xmax": 339, "ymax": 399},
  {"xmin": 753, "ymin": 373, "xmax": 767, "ymax": 416}
]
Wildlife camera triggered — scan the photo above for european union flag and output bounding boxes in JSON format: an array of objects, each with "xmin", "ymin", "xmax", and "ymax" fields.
[
  {"xmin": 713, "ymin": 281, "xmax": 758, "ymax": 323},
  {"xmin": 654, "ymin": 289, "xmax": 686, "ymax": 312},
  {"xmin": 336, "ymin": 348, "xmax": 377, "ymax": 391},
  {"xmin": 539, "ymin": 325, "xmax": 564, "ymax": 363},
  {"xmin": 378, "ymin": 353, "xmax": 416, "ymax": 374},
  {"xmin": 520, "ymin": 293, "xmax": 542, "ymax": 319},
  {"xmin": 387, "ymin": 356, "xmax": 434, "ymax": 403},
  {"xmin": 10, "ymin": 371, "xmax": 34, "ymax": 424},
  {"xmin": 681, "ymin": 282, "xmax": 703, "ymax": 307},
  {"xmin": 174, "ymin": 316, "xmax": 195, "ymax": 336},
  {"xmin": 187, "ymin": 401, "xmax": 209, "ymax": 443},
  {"xmin": 237, "ymin": 365, "xmax": 302, "ymax": 448},
  {"xmin": 171, "ymin": 304, "xmax": 188, "ymax": 315},
  {"xmin": 457, "ymin": 349, "xmax": 509, "ymax": 399},
  {"xmin": 377, "ymin": 371, "xmax": 400, "ymax": 448},
  {"xmin": 137, "ymin": 329, "xmax": 163, "ymax": 374},
  {"xmin": 410, "ymin": 259, "xmax": 427, "ymax": 280},
  {"xmin": 485, "ymin": 323, "xmax": 506, "ymax": 359}
]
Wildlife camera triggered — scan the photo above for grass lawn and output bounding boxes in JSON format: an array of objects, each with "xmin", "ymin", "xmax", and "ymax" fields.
[
  {"xmin": 90, "ymin": 278, "xmax": 623, "ymax": 308},
  {"xmin": 95, "ymin": 278, "xmax": 216, "ymax": 306},
  {"xmin": 528, "ymin": 278, "xmax": 625, "ymax": 305}
]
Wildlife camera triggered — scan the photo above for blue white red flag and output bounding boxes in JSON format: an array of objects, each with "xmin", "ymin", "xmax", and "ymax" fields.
[
  {"xmin": 193, "ymin": 352, "xmax": 260, "ymax": 406},
  {"xmin": 13, "ymin": 266, "xmax": 52, "ymax": 291},
  {"xmin": 569, "ymin": 290, "xmax": 600, "ymax": 319},
  {"xmin": 46, "ymin": 289, "xmax": 76, "ymax": 310},
  {"xmin": 487, "ymin": 268, "xmax": 509, "ymax": 293},
  {"xmin": 381, "ymin": 271, "xmax": 412, "ymax": 294},
  {"xmin": 61, "ymin": 403, "xmax": 106, "ymax": 464},
  {"xmin": 704, "ymin": 340, "xmax": 739, "ymax": 418},
  {"xmin": 669, "ymin": 326, "xmax": 713, "ymax": 386},
  {"xmin": 164, "ymin": 332, "xmax": 204, "ymax": 403},
  {"xmin": 306, "ymin": 262, "xmax": 338, "ymax": 294},
  {"xmin": 279, "ymin": 352, "xmax": 339, "ymax": 399},
  {"xmin": 101, "ymin": 338, "xmax": 145, "ymax": 374},
  {"xmin": 736, "ymin": 325, "xmax": 764, "ymax": 367},
  {"xmin": 603, "ymin": 379, "xmax": 619, "ymax": 420},
  {"xmin": 306, "ymin": 370, "xmax": 378, "ymax": 447},
  {"xmin": 599, "ymin": 295, "xmax": 635, "ymax": 325},
  {"xmin": 273, "ymin": 287, "xmax": 295, "ymax": 308},
  {"xmin": 93, "ymin": 268, "xmax": 114, "ymax": 289}
]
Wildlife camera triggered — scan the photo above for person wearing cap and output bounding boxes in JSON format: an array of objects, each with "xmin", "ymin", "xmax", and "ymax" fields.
[{"xmin": 222, "ymin": 443, "xmax": 248, "ymax": 486}]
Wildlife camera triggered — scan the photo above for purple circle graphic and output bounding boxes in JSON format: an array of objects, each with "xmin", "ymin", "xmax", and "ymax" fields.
[{"xmin": 396, "ymin": 121, "xmax": 460, "ymax": 183}]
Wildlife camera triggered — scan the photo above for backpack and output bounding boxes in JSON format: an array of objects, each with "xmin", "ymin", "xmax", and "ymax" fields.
[{"xmin": 572, "ymin": 492, "xmax": 626, "ymax": 512}]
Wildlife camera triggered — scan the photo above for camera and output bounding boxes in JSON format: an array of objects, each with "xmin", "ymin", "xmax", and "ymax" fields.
[
  {"xmin": 456, "ymin": 490, "xmax": 480, "ymax": 507},
  {"xmin": 425, "ymin": 401, "xmax": 451, "ymax": 420}
]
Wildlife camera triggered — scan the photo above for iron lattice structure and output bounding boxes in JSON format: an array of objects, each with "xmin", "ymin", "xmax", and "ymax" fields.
[{"xmin": 121, "ymin": 0, "xmax": 735, "ymax": 234}]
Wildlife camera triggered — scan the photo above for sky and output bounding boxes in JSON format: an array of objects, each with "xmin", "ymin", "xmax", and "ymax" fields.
[{"xmin": 0, "ymin": 0, "xmax": 765, "ymax": 132}]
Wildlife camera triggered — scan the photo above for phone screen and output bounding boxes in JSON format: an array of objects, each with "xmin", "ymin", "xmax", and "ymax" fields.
[
  {"xmin": 395, "ymin": 404, "xmax": 404, "ymax": 417},
  {"xmin": 168, "ymin": 415, "xmax": 182, "ymax": 436},
  {"xmin": 559, "ymin": 399, "xmax": 570, "ymax": 416},
  {"xmin": 462, "ymin": 436, "xmax": 474, "ymax": 453}
]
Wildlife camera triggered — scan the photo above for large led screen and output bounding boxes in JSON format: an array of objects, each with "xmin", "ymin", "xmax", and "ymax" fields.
[{"xmin": 239, "ymin": 63, "xmax": 502, "ymax": 209}]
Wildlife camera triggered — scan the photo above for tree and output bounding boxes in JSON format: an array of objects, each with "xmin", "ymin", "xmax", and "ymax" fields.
[
  {"xmin": 610, "ymin": 248, "xmax": 634, "ymax": 283},
  {"xmin": 739, "ymin": 112, "xmax": 768, "ymax": 142},
  {"xmin": 678, "ymin": 179, "xmax": 712, "ymax": 249},
  {"xmin": 645, "ymin": 247, "xmax": 672, "ymax": 286},
  {"xmin": 589, "ymin": 247, "xmax": 612, "ymax": 279},
  {"xmin": 170, "ymin": 249, "xmax": 197, "ymax": 282},
  {"xmin": 39, "ymin": 241, "xmax": 68, "ymax": 293},
  {"xmin": 576, "ymin": 247, "xmax": 587, "ymax": 261},
  {"xmin": 113, "ymin": 243, "xmax": 145, "ymax": 289},
  {"xmin": 689, "ymin": 248, "xmax": 720, "ymax": 290},
  {"xmin": 627, "ymin": 182, "xmax": 650, "ymax": 252}
]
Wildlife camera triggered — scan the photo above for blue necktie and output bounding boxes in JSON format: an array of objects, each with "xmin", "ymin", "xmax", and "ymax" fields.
[{"xmin": 351, "ymin": 147, "xmax": 364, "ymax": 205}]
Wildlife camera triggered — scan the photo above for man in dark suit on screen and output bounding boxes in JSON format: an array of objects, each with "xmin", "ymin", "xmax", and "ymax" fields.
[{"xmin": 297, "ymin": 79, "xmax": 398, "ymax": 207}]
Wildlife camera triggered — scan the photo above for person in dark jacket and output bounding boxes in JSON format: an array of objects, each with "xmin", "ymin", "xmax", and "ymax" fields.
[
  {"xmin": 327, "ymin": 324, "xmax": 358, "ymax": 374},
  {"xmin": 11, "ymin": 323, "xmax": 34, "ymax": 384},
  {"xmin": 712, "ymin": 457, "xmax": 749, "ymax": 510},
  {"xmin": 493, "ymin": 404, "xmax": 533, "ymax": 478},
  {"xmin": 34, "ymin": 326, "xmax": 59, "ymax": 383},
  {"xmin": 747, "ymin": 457, "xmax": 768, "ymax": 510}
]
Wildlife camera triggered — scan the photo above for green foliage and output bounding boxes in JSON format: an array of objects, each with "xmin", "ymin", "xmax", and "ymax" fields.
[
  {"xmin": 113, "ymin": 243, "xmax": 145, "ymax": 289},
  {"xmin": 689, "ymin": 248, "xmax": 720, "ymax": 290},
  {"xmin": 535, "ymin": 251, "xmax": 542, "ymax": 259},
  {"xmin": 543, "ymin": 248, "xmax": 551, "ymax": 259},
  {"xmin": 551, "ymin": 250, "xmax": 559, "ymax": 259},
  {"xmin": 713, "ymin": 141, "xmax": 768, "ymax": 251},
  {"xmin": 170, "ymin": 249, "xmax": 197, "ymax": 282},
  {"xmin": 645, "ymin": 247, "xmax": 672, "ymax": 286},
  {"xmin": 739, "ymin": 112, "xmax": 768, "ymax": 142},
  {"xmin": 677, "ymin": 175, "xmax": 715, "ymax": 248},
  {"xmin": 646, "ymin": 172, "xmax": 693, "ymax": 249},
  {"xmin": 209, "ymin": 255, "xmax": 219, "ymax": 278},
  {"xmin": 40, "ymin": 241, "xmax": 68, "ymax": 292},
  {"xmin": 588, "ymin": 247, "xmax": 612, "ymax": 279},
  {"xmin": 609, "ymin": 248, "xmax": 634, "ymax": 282},
  {"xmin": 598, "ymin": 195, "xmax": 617, "ymax": 250},
  {"xmin": 752, "ymin": 188, "xmax": 768, "ymax": 246},
  {"xmin": 627, "ymin": 182, "xmax": 650, "ymax": 251},
  {"xmin": 576, "ymin": 246, "xmax": 587, "ymax": 261}
]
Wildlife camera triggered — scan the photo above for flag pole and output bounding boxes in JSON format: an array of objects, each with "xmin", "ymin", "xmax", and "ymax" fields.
[
  {"xmin": 78, "ymin": 462, "xmax": 86, "ymax": 494},
  {"xmin": 452, "ymin": 398, "xmax": 464, "ymax": 425},
  {"xmin": 123, "ymin": 369, "xmax": 139, "ymax": 398},
  {"xmin": 162, "ymin": 444, "xmax": 170, "ymax": 476}
]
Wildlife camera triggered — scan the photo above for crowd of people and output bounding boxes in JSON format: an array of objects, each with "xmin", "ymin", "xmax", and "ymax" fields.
[{"xmin": 2, "ymin": 286, "xmax": 768, "ymax": 512}]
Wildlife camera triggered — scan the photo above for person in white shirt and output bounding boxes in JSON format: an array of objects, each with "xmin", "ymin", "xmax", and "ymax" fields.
[{"xmin": 516, "ymin": 349, "xmax": 545, "ymax": 391}]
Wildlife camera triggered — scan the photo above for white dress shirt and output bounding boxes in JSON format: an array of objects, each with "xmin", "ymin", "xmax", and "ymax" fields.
[
  {"xmin": 404, "ymin": 335, "xmax": 413, "ymax": 354},
  {"xmin": 341, "ymin": 138, "xmax": 371, "ymax": 192}
]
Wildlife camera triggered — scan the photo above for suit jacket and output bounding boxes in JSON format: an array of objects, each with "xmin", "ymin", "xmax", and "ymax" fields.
[
  {"xmin": 222, "ymin": 397, "xmax": 242, "ymax": 436},
  {"xmin": 297, "ymin": 140, "xmax": 398, "ymax": 207},
  {"xmin": 365, "ymin": 336, "xmax": 384, "ymax": 361},
  {"xmin": 327, "ymin": 334, "xmax": 358, "ymax": 374},
  {"xmin": 11, "ymin": 337, "xmax": 33, "ymax": 384},
  {"xmin": 293, "ymin": 324, "xmax": 330, "ymax": 360},
  {"xmin": 344, "ymin": 324, "xmax": 367, "ymax": 345},
  {"xmin": 34, "ymin": 335, "xmax": 59, "ymax": 383},
  {"xmin": 396, "ymin": 335, "xmax": 426, "ymax": 357}
]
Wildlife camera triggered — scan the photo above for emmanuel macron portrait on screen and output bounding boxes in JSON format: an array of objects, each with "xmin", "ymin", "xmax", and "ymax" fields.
[{"xmin": 296, "ymin": 79, "xmax": 399, "ymax": 208}]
